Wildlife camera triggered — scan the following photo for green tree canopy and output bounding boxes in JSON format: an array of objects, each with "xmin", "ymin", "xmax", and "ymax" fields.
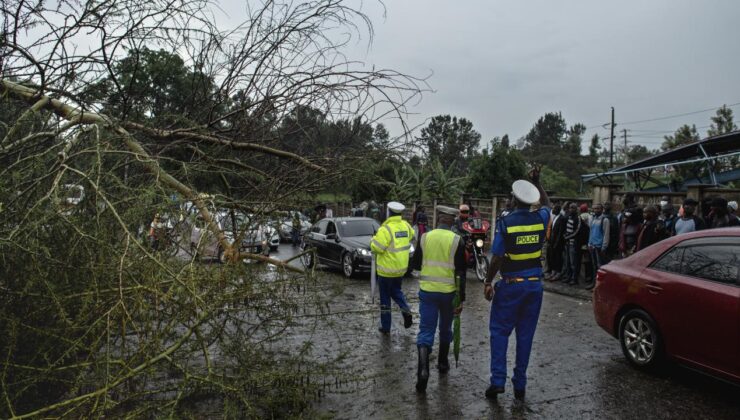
[
  {"xmin": 466, "ymin": 139, "xmax": 527, "ymax": 196},
  {"xmin": 417, "ymin": 115, "xmax": 481, "ymax": 176},
  {"xmin": 662, "ymin": 124, "xmax": 700, "ymax": 151},
  {"xmin": 707, "ymin": 105, "xmax": 737, "ymax": 137}
]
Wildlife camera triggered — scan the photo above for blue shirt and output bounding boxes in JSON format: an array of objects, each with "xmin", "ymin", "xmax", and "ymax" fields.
[{"xmin": 491, "ymin": 206, "xmax": 550, "ymax": 277}]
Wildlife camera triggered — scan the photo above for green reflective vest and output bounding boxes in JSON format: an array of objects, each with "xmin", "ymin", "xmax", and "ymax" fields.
[
  {"xmin": 370, "ymin": 215, "xmax": 414, "ymax": 277},
  {"xmin": 419, "ymin": 229, "xmax": 460, "ymax": 293}
]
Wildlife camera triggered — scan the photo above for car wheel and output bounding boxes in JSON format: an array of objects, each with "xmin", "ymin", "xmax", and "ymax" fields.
[
  {"xmin": 619, "ymin": 309, "xmax": 663, "ymax": 369},
  {"xmin": 301, "ymin": 247, "xmax": 316, "ymax": 269},
  {"xmin": 342, "ymin": 253, "xmax": 354, "ymax": 278}
]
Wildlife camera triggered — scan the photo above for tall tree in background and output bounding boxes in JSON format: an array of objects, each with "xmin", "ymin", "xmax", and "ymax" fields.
[
  {"xmin": 588, "ymin": 134, "xmax": 602, "ymax": 168},
  {"xmin": 707, "ymin": 105, "xmax": 737, "ymax": 137},
  {"xmin": 417, "ymin": 115, "xmax": 481, "ymax": 176},
  {"xmin": 466, "ymin": 138, "xmax": 526, "ymax": 197},
  {"xmin": 662, "ymin": 124, "xmax": 700, "ymax": 151},
  {"xmin": 521, "ymin": 112, "xmax": 587, "ymax": 185}
]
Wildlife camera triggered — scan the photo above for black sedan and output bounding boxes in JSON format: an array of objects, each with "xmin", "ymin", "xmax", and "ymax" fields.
[{"xmin": 301, "ymin": 217, "xmax": 415, "ymax": 278}]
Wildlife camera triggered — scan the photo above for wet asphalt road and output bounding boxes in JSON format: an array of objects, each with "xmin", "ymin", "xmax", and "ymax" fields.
[{"xmin": 269, "ymin": 244, "xmax": 740, "ymax": 419}]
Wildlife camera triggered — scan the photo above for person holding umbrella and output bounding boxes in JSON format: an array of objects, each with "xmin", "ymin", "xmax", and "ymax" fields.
[
  {"xmin": 484, "ymin": 168, "xmax": 550, "ymax": 401},
  {"xmin": 413, "ymin": 206, "xmax": 466, "ymax": 393}
]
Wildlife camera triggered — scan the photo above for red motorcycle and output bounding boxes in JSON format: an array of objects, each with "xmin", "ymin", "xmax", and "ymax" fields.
[{"xmin": 461, "ymin": 217, "xmax": 491, "ymax": 282}]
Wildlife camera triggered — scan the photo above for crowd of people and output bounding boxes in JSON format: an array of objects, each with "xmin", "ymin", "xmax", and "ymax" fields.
[{"xmin": 541, "ymin": 193, "xmax": 740, "ymax": 290}]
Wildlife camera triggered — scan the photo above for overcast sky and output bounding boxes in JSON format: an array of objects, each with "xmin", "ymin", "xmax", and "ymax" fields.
[{"xmin": 337, "ymin": 0, "xmax": 740, "ymax": 151}]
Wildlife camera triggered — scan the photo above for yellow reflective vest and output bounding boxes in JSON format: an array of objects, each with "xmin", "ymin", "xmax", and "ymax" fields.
[
  {"xmin": 370, "ymin": 215, "xmax": 414, "ymax": 277},
  {"xmin": 419, "ymin": 229, "xmax": 461, "ymax": 293}
]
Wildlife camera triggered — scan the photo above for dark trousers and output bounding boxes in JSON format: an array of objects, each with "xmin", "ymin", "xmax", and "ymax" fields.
[
  {"xmin": 291, "ymin": 228, "xmax": 300, "ymax": 246},
  {"xmin": 378, "ymin": 275, "xmax": 410, "ymax": 331},
  {"xmin": 566, "ymin": 243, "xmax": 581, "ymax": 284},
  {"xmin": 547, "ymin": 243, "xmax": 564, "ymax": 273},
  {"xmin": 588, "ymin": 247, "xmax": 609, "ymax": 282},
  {"xmin": 490, "ymin": 279, "xmax": 544, "ymax": 390},
  {"xmin": 416, "ymin": 290, "xmax": 455, "ymax": 349}
]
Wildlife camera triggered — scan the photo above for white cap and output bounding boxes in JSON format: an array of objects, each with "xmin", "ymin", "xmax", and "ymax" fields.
[
  {"xmin": 388, "ymin": 201, "xmax": 405, "ymax": 213},
  {"xmin": 511, "ymin": 180, "xmax": 540, "ymax": 205},
  {"xmin": 729, "ymin": 201, "xmax": 738, "ymax": 211}
]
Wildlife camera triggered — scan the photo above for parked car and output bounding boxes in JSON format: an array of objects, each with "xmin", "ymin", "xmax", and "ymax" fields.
[
  {"xmin": 186, "ymin": 209, "xmax": 278, "ymax": 261},
  {"xmin": 593, "ymin": 228, "xmax": 739, "ymax": 383},
  {"xmin": 276, "ymin": 211, "xmax": 312, "ymax": 242},
  {"xmin": 300, "ymin": 217, "xmax": 415, "ymax": 278}
]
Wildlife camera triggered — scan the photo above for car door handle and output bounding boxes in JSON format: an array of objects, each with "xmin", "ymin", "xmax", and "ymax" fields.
[{"xmin": 645, "ymin": 282, "xmax": 663, "ymax": 294}]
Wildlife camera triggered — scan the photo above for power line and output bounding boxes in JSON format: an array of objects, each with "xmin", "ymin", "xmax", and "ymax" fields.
[
  {"xmin": 617, "ymin": 102, "xmax": 740, "ymax": 126},
  {"xmin": 586, "ymin": 102, "xmax": 740, "ymax": 129}
]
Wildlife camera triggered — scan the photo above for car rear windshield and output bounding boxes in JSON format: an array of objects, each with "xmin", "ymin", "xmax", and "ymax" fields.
[{"xmin": 339, "ymin": 220, "xmax": 379, "ymax": 237}]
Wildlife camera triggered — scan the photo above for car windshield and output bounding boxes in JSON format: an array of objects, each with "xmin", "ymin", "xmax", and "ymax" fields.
[{"xmin": 338, "ymin": 220, "xmax": 379, "ymax": 237}]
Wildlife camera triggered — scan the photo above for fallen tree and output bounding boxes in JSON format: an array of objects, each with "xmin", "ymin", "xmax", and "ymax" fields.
[{"xmin": 0, "ymin": 0, "xmax": 426, "ymax": 416}]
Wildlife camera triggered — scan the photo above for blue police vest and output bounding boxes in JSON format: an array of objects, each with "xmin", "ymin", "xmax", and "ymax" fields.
[{"xmin": 499, "ymin": 212, "xmax": 546, "ymax": 273}]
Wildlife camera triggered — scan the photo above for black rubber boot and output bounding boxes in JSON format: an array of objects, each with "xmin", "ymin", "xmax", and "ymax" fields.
[
  {"xmin": 402, "ymin": 311, "xmax": 413, "ymax": 328},
  {"xmin": 416, "ymin": 346, "xmax": 430, "ymax": 393},
  {"xmin": 485, "ymin": 385, "xmax": 505, "ymax": 399},
  {"xmin": 437, "ymin": 341, "xmax": 450, "ymax": 374}
]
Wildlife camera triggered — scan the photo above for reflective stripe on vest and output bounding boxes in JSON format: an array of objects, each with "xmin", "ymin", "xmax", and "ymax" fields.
[
  {"xmin": 501, "ymin": 217, "xmax": 545, "ymax": 273},
  {"xmin": 419, "ymin": 229, "xmax": 459, "ymax": 293},
  {"xmin": 372, "ymin": 217, "xmax": 413, "ymax": 277}
]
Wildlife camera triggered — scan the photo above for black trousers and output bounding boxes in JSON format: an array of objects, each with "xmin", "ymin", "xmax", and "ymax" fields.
[{"xmin": 547, "ymin": 243, "xmax": 564, "ymax": 273}]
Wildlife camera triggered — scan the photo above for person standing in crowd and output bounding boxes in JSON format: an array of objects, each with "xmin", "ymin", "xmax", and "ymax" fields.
[
  {"xmin": 660, "ymin": 203, "xmax": 676, "ymax": 238},
  {"xmin": 291, "ymin": 212, "xmax": 302, "ymax": 247},
  {"xmin": 578, "ymin": 205, "xmax": 592, "ymax": 285},
  {"xmin": 414, "ymin": 205, "xmax": 429, "ymax": 237},
  {"xmin": 586, "ymin": 203, "xmax": 610, "ymax": 290},
  {"xmin": 545, "ymin": 204, "xmax": 566, "ymax": 282},
  {"xmin": 673, "ymin": 198, "xmax": 706, "ymax": 235},
  {"xmin": 500, "ymin": 199, "xmax": 513, "ymax": 218},
  {"xmin": 728, "ymin": 201, "xmax": 740, "ymax": 223},
  {"xmin": 603, "ymin": 202, "xmax": 620, "ymax": 261},
  {"xmin": 370, "ymin": 202, "xmax": 415, "ymax": 334},
  {"xmin": 706, "ymin": 197, "xmax": 740, "ymax": 228},
  {"xmin": 484, "ymin": 169, "xmax": 550, "ymax": 401},
  {"xmin": 619, "ymin": 197, "xmax": 643, "ymax": 257},
  {"xmin": 563, "ymin": 203, "xmax": 583, "ymax": 285},
  {"xmin": 413, "ymin": 206, "xmax": 466, "ymax": 393},
  {"xmin": 635, "ymin": 205, "xmax": 666, "ymax": 252}
]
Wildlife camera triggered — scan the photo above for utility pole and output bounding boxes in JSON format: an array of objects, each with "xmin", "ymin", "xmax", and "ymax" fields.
[
  {"xmin": 623, "ymin": 129, "xmax": 628, "ymax": 165},
  {"xmin": 609, "ymin": 106, "xmax": 615, "ymax": 167}
]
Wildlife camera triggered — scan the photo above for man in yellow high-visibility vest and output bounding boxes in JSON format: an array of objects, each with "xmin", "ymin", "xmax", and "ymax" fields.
[
  {"xmin": 413, "ymin": 206, "xmax": 466, "ymax": 393},
  {"xmin": 370, "ymin": 201, "xmax": 414, "ymax": 333}
]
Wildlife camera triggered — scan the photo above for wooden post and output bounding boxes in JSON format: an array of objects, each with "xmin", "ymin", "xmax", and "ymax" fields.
[
  {"xmin": 491, "ymin": 196, "xmax": 498, "ymax": 237},
  {"xmin": 432, "ymin": 198, "xmax": 438, "ymax": 229}
]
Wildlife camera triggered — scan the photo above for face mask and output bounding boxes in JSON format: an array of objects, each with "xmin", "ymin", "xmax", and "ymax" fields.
[{"xmin": 659, "ymin": 200, "xmax": 668, "ymax": 207}]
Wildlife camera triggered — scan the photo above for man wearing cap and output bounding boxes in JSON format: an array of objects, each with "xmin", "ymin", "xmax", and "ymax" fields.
[
  {"xmin": 413, "ymin": 205, "xmax": 466, "ymax": 392},
  {"xmin": 484, "ymin": 168, "xmax": 550, "ymax": 401},
  {"xmin": 370, "ymin": 201, "xmax": 415, "ymax": 333}
]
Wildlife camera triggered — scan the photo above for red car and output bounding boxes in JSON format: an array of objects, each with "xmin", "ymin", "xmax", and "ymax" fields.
[{"xmin": 593, "ymin": 228, "xmax": 739, "ymax": 382}]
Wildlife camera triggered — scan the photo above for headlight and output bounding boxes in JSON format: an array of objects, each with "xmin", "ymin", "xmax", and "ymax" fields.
[
  {"xmin": 358, "ymin": 248, "xmax": 371, "ymax": 256},
  {"xmin": 476, "ymin": 239, "xmax": 484, "ymax": 248}
]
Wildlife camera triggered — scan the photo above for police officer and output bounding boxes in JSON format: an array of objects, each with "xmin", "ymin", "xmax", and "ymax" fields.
[
  {"xmin": 370, "ymin": 201, "xmax": 414, "ymax": 333},
  {"xmin": 413, "ymin": 206, "xmax": 466, "ymax": 392},
  {"xmin": 484, "ymin": 168, "xmax": 550, "ymax": 401}
]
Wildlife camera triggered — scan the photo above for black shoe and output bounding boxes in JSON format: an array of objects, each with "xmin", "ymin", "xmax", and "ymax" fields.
[
  {"xmin": 378, "ymin": 328, "xmax": 390, "ymax": 334},
  {"xmin": 403, "ymin": 311, "xmax": 413, "ymax": 329},
  {"xmin": 416, "ymin": 346, "xmax": 430, "ymax": 393},
  {"xmin": 485, "ymin": 385, "xmax": 505, "ymax": 399},
  {"xmin": 437, "ymin": 342, "xmax": 450, "ymax": 374},
  {"xmin": 514, "ymin": 389, "xmax": 525, "ymax": 400}
]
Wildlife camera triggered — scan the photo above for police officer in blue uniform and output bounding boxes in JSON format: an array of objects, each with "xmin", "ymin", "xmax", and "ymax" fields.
[{"xmin": 484, "ymin": 168, "xmax": 550, "ymax": 401}]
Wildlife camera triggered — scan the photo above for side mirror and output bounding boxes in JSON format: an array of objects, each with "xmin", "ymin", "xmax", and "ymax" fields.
[{"xmin": 326, "ymin": 233, "xmax": 337, "ymax": 241}]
